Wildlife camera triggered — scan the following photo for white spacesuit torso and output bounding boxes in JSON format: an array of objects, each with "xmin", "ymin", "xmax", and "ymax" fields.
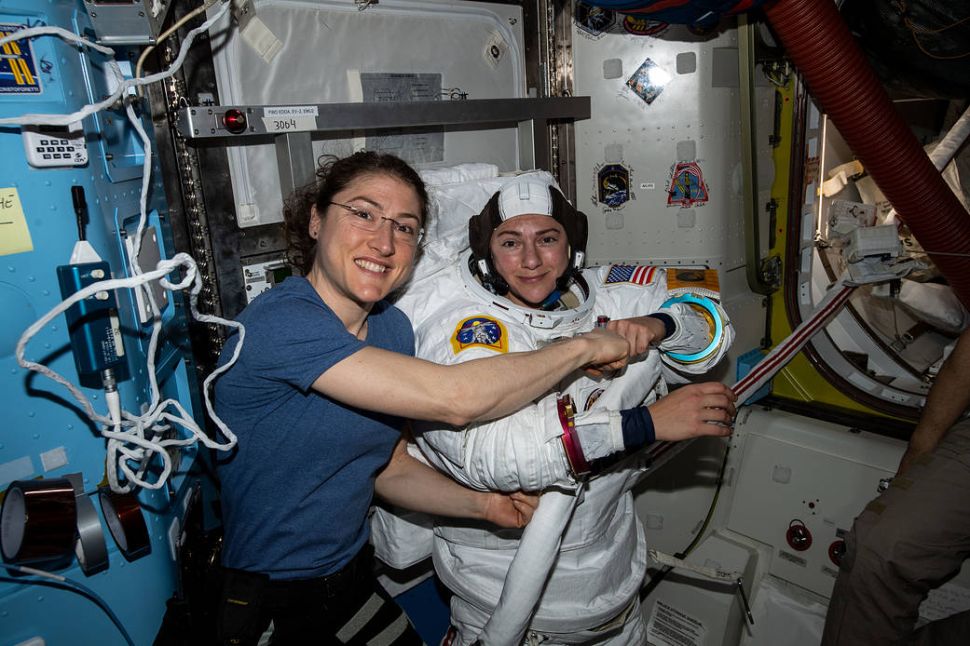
[{"xmin": 394, "ymin": 251, "xmax": 733, "ymax": 635}]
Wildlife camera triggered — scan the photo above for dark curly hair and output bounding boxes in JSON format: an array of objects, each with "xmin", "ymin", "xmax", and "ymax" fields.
[{"xmin": 283, "ymin": 151, "xmax": 429, "ymax": 276}]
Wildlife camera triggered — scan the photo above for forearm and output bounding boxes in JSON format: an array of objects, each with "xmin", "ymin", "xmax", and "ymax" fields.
[
  {"xmin": 317, "ymin": 335, "xmax": 611, "ymax": 426},
  {"xmin": 447, "ymin": 337, "xmax": 597, "ymax": 422},
  {"xmin": 375, "ymin": 442, "xmax": 487, "ymax": 519}
]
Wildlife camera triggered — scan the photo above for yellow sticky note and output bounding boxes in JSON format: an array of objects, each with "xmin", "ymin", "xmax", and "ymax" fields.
[{"xmin": 0, "ymin": 187, "xmax": 33, "ymax": 256}]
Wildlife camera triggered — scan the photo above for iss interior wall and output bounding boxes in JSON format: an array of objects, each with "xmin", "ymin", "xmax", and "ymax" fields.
[
  {"xmin": 571, "ymin": 14, "xmax": 774, "ymax": 379},
  {"xmin": 722, "ymin": 406, "xmax": 970, "ymax": 637},
  {"xmin": 208, "ymin": 0, "xmax": 526, "ymax": 228},
  {"xmin": 0, "ymin": 2, "xmax": 201, "ymax": 644}
]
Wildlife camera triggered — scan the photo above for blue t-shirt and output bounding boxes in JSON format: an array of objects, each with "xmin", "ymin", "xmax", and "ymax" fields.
[{"xmin": 214, "ymin": 277, "xmax": 414, "ymax": 580}]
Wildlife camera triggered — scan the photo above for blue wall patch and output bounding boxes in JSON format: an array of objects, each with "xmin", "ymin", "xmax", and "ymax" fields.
[
  {"xmin": 0, "ymin": 24, "xmax": 41, "ymax": 94},
  {"xmin": 575, "ymin": 3, "xmax": 616, "ymax": 39},
  {"xmin": 597, "ymin": 163, "xmax": 631, "ymax": 209}
]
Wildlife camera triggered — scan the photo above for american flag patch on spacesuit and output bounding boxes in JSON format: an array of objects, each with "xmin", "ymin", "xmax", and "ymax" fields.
[
  {"xmin": 605, "ymin": 264, "xmax": 657, "ymax": 286},
  {"xmin": 450, "ymin": 316, "xmax": 509, "ymax": 355}
]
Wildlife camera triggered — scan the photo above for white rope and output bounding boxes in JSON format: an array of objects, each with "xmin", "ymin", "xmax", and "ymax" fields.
[
  {"xmin": 13, "ymin": 0, "xmax": 244, "ymax": 493},
  {"xmin": 0, "ymin": 2, "xmax": 231, "ymax": 128}
]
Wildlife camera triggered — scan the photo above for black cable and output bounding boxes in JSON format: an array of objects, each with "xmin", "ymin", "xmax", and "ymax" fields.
[
  {"xmin": 0, "ymin": 562, "xmax": 135, "ymax": 645},
  {"xmin": 71, "ymin": 185, "xmax": 87, "ymax": 241},
  {"xmin": 641, "ymin": 440, "xmax": 732, "ymax": 600}
]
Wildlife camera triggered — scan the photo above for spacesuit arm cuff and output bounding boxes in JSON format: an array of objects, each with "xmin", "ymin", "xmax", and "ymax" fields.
[
  {"xmin": 572, "ymin": 409, "xmax": 619, "ymax": 462},
  {"xmin": 646, "ymin": 313, "xmax": 676, "ymax": 341}
]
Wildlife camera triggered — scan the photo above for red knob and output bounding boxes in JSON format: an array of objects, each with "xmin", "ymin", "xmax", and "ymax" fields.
[
  {"xmin": 223, "ymin": 109, "xmax": 248, "ymax": 134},
  {"xmin": 829, "ymin": 539, "xmax": 846, "ymax": 566},
  {"xmin": 786, "ymin": 520, "xmax": 813, "ymax": 551}
]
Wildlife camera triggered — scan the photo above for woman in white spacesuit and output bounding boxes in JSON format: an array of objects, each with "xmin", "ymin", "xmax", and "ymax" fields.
[{"xmin": 397, "ymin": 172, "xmax": 737, "ymax": 645}]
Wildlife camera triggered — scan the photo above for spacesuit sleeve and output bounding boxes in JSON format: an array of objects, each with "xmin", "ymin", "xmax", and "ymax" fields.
[
  {"xmin": 655, "ymin": 301, "xmax": 734, "ymax": 377},
  {"xmin": 593, "ymin": 264, "xmax": 734, "ymax": 378},
  {"xmin": 411, "ymin": 322, "xmax": 575, "ymax": 492}
]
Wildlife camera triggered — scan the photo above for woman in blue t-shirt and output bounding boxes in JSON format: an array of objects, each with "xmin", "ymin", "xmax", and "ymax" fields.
[{"xmin": 214, "ymin": 151, "xmax": 631, "ymax": 645}]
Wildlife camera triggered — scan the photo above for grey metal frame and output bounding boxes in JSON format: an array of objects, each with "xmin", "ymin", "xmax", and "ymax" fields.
[{"xmin": 175, "ymin": 97, "xmax": 591, "ymax": 197}]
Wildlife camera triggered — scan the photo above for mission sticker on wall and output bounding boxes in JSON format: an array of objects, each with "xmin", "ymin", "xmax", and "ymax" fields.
[
  {"xmin": 0, "ymin": 25, "xmax": 41, "ymax": 94},
  {"xmin": 667, "ymin": 161, "xmax": 709, "ymax": 208},
  {"xmin": 626, "ymin": 58, "xmax": 671, "ymax": 105},
  {"xmin": 597, "ymin": 163, "xmax": 631, "ymax": 209},
  {"xmin": 574, "ymin": 2, "xmax": 616, "ymax": 39},
  {"xmin": 622, "ymin": 16, "xmax": 668, "ymax": 37}
]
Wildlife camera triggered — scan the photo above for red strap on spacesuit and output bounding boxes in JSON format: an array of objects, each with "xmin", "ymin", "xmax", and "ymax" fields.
[{"xmin": 557, "ymin": 395, "xmax": 591, "ymax": 478}]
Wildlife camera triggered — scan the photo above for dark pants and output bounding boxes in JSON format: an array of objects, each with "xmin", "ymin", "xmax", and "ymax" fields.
[
  {"xmin": 217, "ymin": 546, "xmax": 424, "ymax": 645},
  {"xmin": 822, "ymin": 420, "xmax": 970, "ymax": 645}
]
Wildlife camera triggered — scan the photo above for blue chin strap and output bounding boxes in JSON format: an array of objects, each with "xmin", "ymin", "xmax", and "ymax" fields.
[{"xmin": 660, "ymin": 293, "xmax": 724, "ymax": 364}]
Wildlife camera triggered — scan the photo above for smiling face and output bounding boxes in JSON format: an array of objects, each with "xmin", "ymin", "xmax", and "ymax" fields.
[
  {"xmin": 307, "ymin": 172, "xmax": 422, "ymax": 324},
  {"xmin": 489, "ymin": 214, "xmax": 570, "ymax": 309}
]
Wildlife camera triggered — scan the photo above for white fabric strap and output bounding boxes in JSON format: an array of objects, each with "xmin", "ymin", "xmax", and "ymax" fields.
[
  {"xmin": 476, "ymin": 490, "xmax": 581, "ymax": 645},
  {"xmin": 734, "ymin": 279, "xmax": 854, "ymax": 403}
]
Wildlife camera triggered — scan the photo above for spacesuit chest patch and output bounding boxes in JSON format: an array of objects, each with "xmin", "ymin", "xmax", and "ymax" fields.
[
  {"xmin": 450, "ymin": 316, "xmax": 509, "ymax": 355},
  {"xmin": 605, "ymin": 264, "xmax": 657, "ymax": 286}
]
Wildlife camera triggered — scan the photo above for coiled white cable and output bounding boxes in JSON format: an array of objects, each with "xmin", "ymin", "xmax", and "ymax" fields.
[{"xmin": 12, "ymin": 0, "xmax": 244, "ymax": 493}]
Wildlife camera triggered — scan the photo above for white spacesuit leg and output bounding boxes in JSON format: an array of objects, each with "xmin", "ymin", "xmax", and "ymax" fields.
[{"xmin": 449, "ymin": 594, "xmax": 646, "ymax": 646}]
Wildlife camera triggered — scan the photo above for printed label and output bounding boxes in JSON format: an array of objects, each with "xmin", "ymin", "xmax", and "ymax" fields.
[
  {"xmin": 261, "ymin": 115, "xmax": 317, "ymax": 133},
  {"xmin": 646, "ymin": 599, "xmax": 707, "ymax": 646},
  {"xmin": 264, "ymin": 106, "xmax": 319, "ymax": 117}
]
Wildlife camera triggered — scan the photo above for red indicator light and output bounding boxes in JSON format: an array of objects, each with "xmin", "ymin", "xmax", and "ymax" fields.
[{"xmin": 223, "ymin": 109, "xmax": 247, "ymax": 134}]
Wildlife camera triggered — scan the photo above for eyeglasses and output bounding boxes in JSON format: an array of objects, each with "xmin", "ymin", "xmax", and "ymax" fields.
[{"xmin": 328, "ymin": 202, "xmax": 424, "ymax": 246}]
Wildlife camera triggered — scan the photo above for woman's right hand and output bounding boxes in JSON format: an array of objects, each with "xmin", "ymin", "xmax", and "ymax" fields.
[
  {"xmin": 650, "ymin": 382, "xmax": 737, "ymax": 441},
  {"xmin": 576, "ymin": 328, "xmax": 631, "ymax": 377}
]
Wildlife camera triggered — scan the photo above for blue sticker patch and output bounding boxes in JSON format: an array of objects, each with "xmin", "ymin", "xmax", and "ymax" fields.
[
  {"xmin": 598, "ymin": 164, "xmax": 631, "ymax": 209},
  {"xmin": 451, "ymin": 316, "xmax": 509, "ymax": 355},
  {"xmin": 0, "ymin": 24, "xmax": 41, "ymax": 94},
  {"xmin": 575, "ymin": 2, "xmax": 615, "ymax": 38}
]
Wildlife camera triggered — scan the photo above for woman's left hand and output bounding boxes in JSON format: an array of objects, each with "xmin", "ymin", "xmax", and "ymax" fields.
[{"xmin": 482, "ymin": 491, "xmax": 540, "ymax": 528}]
